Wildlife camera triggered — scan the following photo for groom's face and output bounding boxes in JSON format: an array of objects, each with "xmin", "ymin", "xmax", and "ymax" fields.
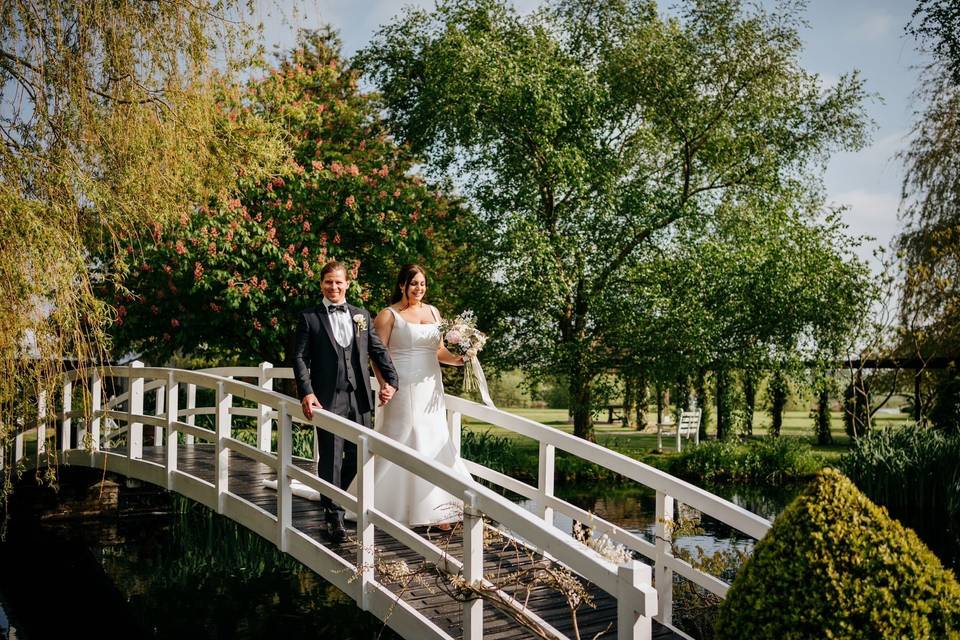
[{"xmin": 322, "ymin": 269, "xmax": 349, "ymax": 304}]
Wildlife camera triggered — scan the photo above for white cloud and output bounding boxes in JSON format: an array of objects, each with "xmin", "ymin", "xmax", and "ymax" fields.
[{"xmin": 829, "ymin": 188, "xmax": 901, "ymax": 267}]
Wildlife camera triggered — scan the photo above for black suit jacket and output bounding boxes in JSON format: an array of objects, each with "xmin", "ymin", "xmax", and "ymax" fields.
[{"xmin": 292, "ymin": 303, "xmax": 399, "ymax": 415}]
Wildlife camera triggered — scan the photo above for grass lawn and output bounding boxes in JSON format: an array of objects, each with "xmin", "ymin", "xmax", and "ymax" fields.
[{"xmin": 462, "ymin": 408, "xmax": 915, "ymax": 468}]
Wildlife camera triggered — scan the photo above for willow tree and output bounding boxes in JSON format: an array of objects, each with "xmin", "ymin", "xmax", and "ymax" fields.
[
  {"xmin": 1, "ymin": 2, "xmax": 286, "ymax": 495},
  {"xmin": 359, "ymin": 0, "xmax": 870, "ymax": 440}
]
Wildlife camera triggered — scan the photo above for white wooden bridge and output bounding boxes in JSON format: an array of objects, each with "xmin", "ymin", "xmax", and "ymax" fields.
[{"xmin": 5, "ymin": 363, "xmax": 771, "ymax": 640}]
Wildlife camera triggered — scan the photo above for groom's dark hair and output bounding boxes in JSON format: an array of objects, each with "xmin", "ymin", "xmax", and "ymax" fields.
[
  {"xmin": 320, "ymin": 261, "xmax": 349, "ymax": 280},
  {"xmin": 390, "ymin": 264, "xmax": 427, "ymax": 304}
]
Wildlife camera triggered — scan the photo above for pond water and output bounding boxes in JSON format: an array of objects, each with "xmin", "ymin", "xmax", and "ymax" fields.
[{"xmin": 0, "ymin": 474, "xmax": 800, "ymax": 640}]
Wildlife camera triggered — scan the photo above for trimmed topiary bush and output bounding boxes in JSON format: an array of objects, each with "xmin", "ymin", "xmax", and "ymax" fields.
[{"xmin": 715, "ymin": 468, "xmax": 960, "ymax": 639}]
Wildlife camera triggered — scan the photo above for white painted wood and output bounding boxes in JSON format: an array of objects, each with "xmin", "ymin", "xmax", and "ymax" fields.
[
  {"xmin": 655, "ymin": 491, "xmax": 675, "ymax": 624},
  {"xmin": 14, "ymin": 426, "xmax": 24, "ymax": 463},
  {"xmin": 168, "ymin": 421, "xmax": 214, "ymax": 442},
  {"xmin": 462, "ymin": 489, "xmax": 483, "ymax": 640},
  {"xmin": 215, "ymin": 381, "xmax": 230, "ymax": 512},
  {"xmin": 257, "ymin": 361, "xmax": 273, "ymax": 452},
  {"xmin": 357, "ymin": 435, "xmax": 375, "ymax": 611},
  {"xmin": 461, "ymin": 459, "xmax": 538, "ymax": 500},
  {"xmin": 61, "ymin": 379, "xmax": 72, "ymax": 452},
  {"xmin": 222, "ymin": 438, "xmax": 278, "ymax": 469},
  {"xmin": 276, "ymin": 402, "xmax": 292, "ymax": 552},
  {"xmin": 90, "ymin": 369, "xmax": 101, "ymax": 452},
  {"xmin": 185, "ymin": 383, "xmax": 196, "ymax": 445},
  {"xmin": 165, "ymin": 372, "xmax": 178, "ymax": 489},
  {"xmin": 220, "ymin": 492, "xmax": 278, "ymax": 545},
  {"xmin": 664, "ymin": 553, "xmax": 729, "ymax": 598},
  {"xmin": 36, "ymin": 390, "xmax": 47, "ymax": 455},
  {"xmin": 170, "ymin": 471, "xmax": 217, "ymax": 509},
  {"xmin": 538, "ymin": 441, "xmax": 555, "ymax": 527},
  {"xmin": 447, "ymin": 410, "xmax": 461, "ymax": 453},
  {"xmin": 128, "ymin": 361, "xmax": 144, "ymax": 459},
  {"xmin": 153, "ymin": 384, "xmax": 165, "ymax": 448},
  {"xmin": 618, "ymin": 561, "xmax": 656, "ymax": 640},
  {"xmin": 285, "ymin": 464, "xmax": 359, "ymax": 513}
]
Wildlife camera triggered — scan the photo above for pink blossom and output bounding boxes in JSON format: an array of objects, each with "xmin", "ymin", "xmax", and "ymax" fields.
[
  {"xmin": 446, "ymin": 330, "xmax": 462, "ymax": 345},
  {"xmin": 171, "ymin": 319, "xmax": 180, "ymax": 328},
  {"xmin": 345, "ymin": 195, "xmax": 356, "ymax": 208},
  {"xmin": 194, "ymin": 261, "xmax": 204, "ymax": 279},
  {"xmin": 348, "ymin": 164, "xmax": 359, "ymax": 177},
  {"xmin": 253, "ymin": 319, "xmax": 262, "ymax": 331},
  {"xmin": 175, "ymin": 240, "xmax": 187, "ymax": 255}
]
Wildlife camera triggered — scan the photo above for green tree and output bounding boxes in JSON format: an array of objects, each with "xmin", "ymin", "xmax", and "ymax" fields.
[
  {"xmin": 358, "ymin": 0, "xmax": 871, "ymax": 440},
  {"xmin": 98, "ymin": 31, "xmax": 471, "ymax": 365},
  {"xmin": 1, "ymin": 1, "xmax": 285, "ymax": 501}
]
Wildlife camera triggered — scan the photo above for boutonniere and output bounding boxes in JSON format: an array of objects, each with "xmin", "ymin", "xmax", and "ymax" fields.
[{"xmin": 353, "ymin": 313, "xmax": 367, "ymax": 331}]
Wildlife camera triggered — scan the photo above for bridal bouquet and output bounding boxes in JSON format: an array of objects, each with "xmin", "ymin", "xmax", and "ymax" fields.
[{"xmin": 439, "ymin": 310, "xmax": 489, "ymax": 397}]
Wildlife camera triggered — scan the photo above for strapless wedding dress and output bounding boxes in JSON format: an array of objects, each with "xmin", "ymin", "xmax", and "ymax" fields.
[{"xmin": 347, "ymin": 307, "xmax": 472, "ymax": 526}]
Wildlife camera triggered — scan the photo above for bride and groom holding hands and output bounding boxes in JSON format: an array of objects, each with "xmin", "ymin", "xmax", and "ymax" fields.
[{"xmin": 292, "ymin": 260, "xmax": 474, "ymax": 543}]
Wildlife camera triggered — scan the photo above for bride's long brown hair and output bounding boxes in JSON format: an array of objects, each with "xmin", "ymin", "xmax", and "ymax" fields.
[{"xmin": 390, "ymin": 264, "xmax": 427, "ymax": 306}]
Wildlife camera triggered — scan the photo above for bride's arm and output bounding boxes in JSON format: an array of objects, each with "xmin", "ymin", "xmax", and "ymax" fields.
[
  {"xmin": 434, "ymin": 307, "xmax": 465, "ymax": 366},
  {"xmin": 372, "ymin": 309, "xmax": 395, "ymax": 386}
]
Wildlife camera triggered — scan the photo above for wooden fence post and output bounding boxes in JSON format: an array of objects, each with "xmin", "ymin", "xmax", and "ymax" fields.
[
  {"xmin": 462, "ymin": 489, "xmax": 484, "ymax": 640},
  {"xmin": 128, "ymin": 361, "xmax": 144, "ymax": 460},
  {"xmin": 257, "ymin": 362, "xmax": 273, "ymax": 452}
]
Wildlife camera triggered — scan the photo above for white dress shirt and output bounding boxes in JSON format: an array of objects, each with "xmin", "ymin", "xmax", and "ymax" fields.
[{"xmin": 323, "ymin": 298, "xmax": 354, "ymax": 348}]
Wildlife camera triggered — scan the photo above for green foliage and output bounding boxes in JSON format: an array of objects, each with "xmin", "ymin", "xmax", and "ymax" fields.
[
  {"xmin": 359, "ymin": 0, "xmax": 873, "ymax": 441},
  {"xmin": 667, "ymin": 437, "xmax": 821, "ymax": 485},
  {"xmin": 931, "ymin": 370, "xmax": 960, "ymax": 433},
  {"xmin": 98, "ymin": 30, "xmax": 473, "ymax": 364},
  {"xmin": 840, "ymin": 425, "xmax": 960, "ymax": 562},
  {"xmin": 715, "ymin": 469, "xmax": 960, "ymax": 639}
]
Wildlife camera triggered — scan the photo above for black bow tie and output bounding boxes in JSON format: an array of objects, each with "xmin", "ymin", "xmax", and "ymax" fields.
[{"xmin": 327, "ymin": 304, "xmax": 347, "ymax": 313}]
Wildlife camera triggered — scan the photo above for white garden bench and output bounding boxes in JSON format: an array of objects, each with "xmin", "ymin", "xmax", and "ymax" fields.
[{"xmin": 657, "ymin": 408, "xmax": 702, "ymax": 452}]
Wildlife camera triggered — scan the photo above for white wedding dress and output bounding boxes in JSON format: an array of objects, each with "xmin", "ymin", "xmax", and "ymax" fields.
[{"xmin": 347, "ymin": 306, "xmax": 473, "ymax": 526}]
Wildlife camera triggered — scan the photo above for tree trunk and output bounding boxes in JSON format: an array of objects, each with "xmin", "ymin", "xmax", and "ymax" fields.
[
  {"xmin": 655, "ymin": 381, "xmax": 664, "ymax": 425},
  {"xmin": 570, "ymin": 360, "xmax": 595, "ymax": 442},
  {"xmin": 743, "ymin": 371, "xmax": 757, "ymax": 437},
  {"xmin": 695, "ymin": 368, "xmax": 710, "ymax": 439},
  {"xmin": 769, "ymin": 368, "xmax": 787, "ymax": 437},
  {"xmin": 816, "ymin": 381, "xmax": 833, "ymax": 445},
  {"xmin": 716, "ymin": 369, "xmax": 732, "ymax": 440},
  {"xmin": 636, "ymin": 376, "xmax": 649, "ymax": 431},
  {"xmin": 622, "ymin": 375, "xmax": 637, "ymax": 429}
]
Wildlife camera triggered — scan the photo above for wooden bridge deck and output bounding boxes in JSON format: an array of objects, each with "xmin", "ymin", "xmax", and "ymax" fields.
[{"xmin": 133, "ymin": 445, "xmax": 683, "ymax": 640}]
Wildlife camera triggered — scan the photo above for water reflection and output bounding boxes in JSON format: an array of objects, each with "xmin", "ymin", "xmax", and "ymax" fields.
[{"xmin": 0, "ymin": 494, "xmax": 396, "ymax": 640}]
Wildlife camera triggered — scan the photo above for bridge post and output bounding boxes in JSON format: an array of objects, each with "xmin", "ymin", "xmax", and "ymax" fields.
[
  {"xmin": 153, "ymin": 385, "xmax": 165, "ymax": 448},
  {"xmin": 538, "ymin": 441, "xmax": 555, "ymax": 528},
  {"xmin": 257, "ymin": 362, "xmax": 273, "ymax": 452},
  {"xmin": 61, "ymin": 379, "xmax": 72, "ymax": 452},
  {"xmin": 357, "ymin": 435, "xmax": 375, "ymax": 611},
  {"xmin": 215, "ymin": 381, "xmax": 230, "ymax": 513},
  {"xmin": 462, "ymin": 489, "xmax": 483, "ymax": 640},
  {"xmin": 276, "ymin": 402, "xmax": 292, "ymax": 552},
  {"xmin": 185, "ymin": 383, "xmax": 196, "ymax": 445},
  {"xmin": 617, "ymin": 561, "xmax": 656, "ymax": 640},
  {"xmin": 654, "ymin": 491, "xmax": 674, "ymax": 624},
  {"xmin": 128, "ymin": 361, "xmax": 144, "ymax": 460},
  {"xmin": 447, "ymin": 410, "xmax": 461, "ymax": 453},
  {"xmin": 36, "ymin": 390, "xmax": 47, "ymax": 454},
  {"xmin": 165, "ymin": 371, "xmax": 179, "ymax": 489},
  {"xmin": 90, "ymin": 369, "xmax": 102, "ymax": 454}
]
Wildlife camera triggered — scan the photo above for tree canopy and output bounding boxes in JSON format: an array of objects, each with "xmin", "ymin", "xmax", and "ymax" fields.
[
  {"xmin": 358, "ymin": 0, "xmax": 873, "ymax": 439},
  {"xmin": 98, "ymin": 31, "xmax": 473, "ymax": 365}
]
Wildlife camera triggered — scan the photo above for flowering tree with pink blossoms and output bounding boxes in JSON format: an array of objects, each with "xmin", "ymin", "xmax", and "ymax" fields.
[{"xmin": 99, "ymin": 30, "xmax": 472, "ymax": 365}]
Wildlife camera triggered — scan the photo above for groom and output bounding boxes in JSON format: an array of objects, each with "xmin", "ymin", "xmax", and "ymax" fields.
[{"xmin": 292, "ymin": 260, "xmax": 398, "ymax": 543}]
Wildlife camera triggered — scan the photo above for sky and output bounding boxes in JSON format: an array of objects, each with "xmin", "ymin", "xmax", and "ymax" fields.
[{"xmin": 257, "ymin": 0, "xmax": 929, "ymax": 273}]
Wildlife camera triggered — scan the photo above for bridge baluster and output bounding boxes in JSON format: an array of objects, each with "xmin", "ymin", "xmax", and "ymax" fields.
[
  {"xmin": 36, "ymin": 390, "xmax": 46, "ymax": 455},
  {"xmin": 215, "ymin": 381, "xmax": 230, "ymax": 512},
  {"xmin": 154, "ymin": 384, "xmax": 165, "ymax": 449},
  {"xmin": 462, "ymin": 489, "xmax": 483, "ymax": 640},
  {"xmin": 90, "ymin": 369, "xmax": 102, "ymax": 454},
  {"xmin": 184, "ymin": 383, "xmax": 196, "ymax": 445},
  {"xmin": 617, "ymin": 561, "xmax": 655, "ymax": 640},
  {"xmin": 165, "ymin": 371, "xmax": 178, "ymax": 489},
  {"xmin": 257, "ymin": 362, "xmax": 273, "ymax": 452},
  {"xmin": 276, "ymin": 401, "xmax": 292, "ymax": 552},
  {"xmin": 654, "ymin": 491, "xmax": 674, "ymax": 625},
  {"xmin": 357, "ymin": 435, "xmax": 375, "ymax": 611},
  {"xmin": 128, "ymin": 361, "xmax": 144, "ymax": 460},
  {"xmin": 538, "ymin": 441, "xmax": 555, "ymax": 528},
  {"xmin": 61, "ymin": 379, "xmax": 72, "ymax": 452}
]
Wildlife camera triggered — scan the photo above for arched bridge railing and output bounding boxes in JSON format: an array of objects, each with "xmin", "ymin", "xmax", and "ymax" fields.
[{"xmin": 6, "ymin": 362, "xmax": 772, "ymax": 639}]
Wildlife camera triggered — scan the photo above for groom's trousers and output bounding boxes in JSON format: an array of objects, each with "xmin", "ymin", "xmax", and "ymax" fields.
[{"xmin": 317, "ymin": 387, "xmax": 368, "ymax": 514}]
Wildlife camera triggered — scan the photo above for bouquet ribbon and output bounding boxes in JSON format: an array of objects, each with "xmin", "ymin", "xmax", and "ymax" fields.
[{"xmin": 467, "ymin": 355, "xmax": 495, "ymax": 408}]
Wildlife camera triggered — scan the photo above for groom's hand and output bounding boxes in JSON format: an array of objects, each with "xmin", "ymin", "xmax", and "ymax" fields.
[
  {"xmin": 301, "ymin": 394, "xmax": 322, "ymax": 419},
  {"xmin": 378, "ymin": 383, "xmax": 395, "ymax": 406}
]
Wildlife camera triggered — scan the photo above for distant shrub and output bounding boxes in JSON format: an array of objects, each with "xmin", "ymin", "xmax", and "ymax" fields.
[
  {"xmin": 715, "ymin": 469, "xmax": 960, "ymax": 639},
  {"xmin": 667, "ymin": 437, "xmax": 821, "ymax": 484}
]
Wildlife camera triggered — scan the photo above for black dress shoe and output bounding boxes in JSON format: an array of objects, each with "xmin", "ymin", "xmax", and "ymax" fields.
[{"xmin": 325, "ymin": 511, "xmax": 347, "ymax": 544}]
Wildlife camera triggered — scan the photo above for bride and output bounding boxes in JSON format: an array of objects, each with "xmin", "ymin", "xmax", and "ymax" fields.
[{"xmin": 347, "ymin": 264, "xmax": 473, "ymax": 528}]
